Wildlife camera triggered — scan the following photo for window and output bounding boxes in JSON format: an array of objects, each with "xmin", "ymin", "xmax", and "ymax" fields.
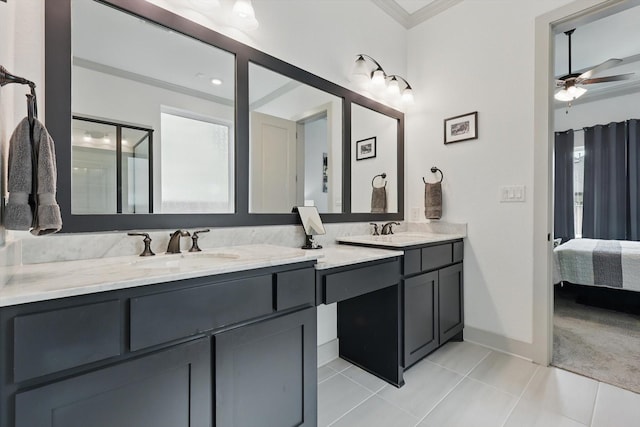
[
  {"xmin": 160, "ymin": 110, "xmax": 234, "ymax": 213},
  {"xmin": 573, "ymin": 133, "xmax": 585, "ymax": 238}
]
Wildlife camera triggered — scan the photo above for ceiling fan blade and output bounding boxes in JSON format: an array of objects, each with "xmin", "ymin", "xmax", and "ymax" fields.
[
  {"xmin": 578, "ymin": 58, "xmax": 623, "ymax": 80},
  {"xmin": 580, "ymin": 73, "xmax": 635, "ymax": 85}
]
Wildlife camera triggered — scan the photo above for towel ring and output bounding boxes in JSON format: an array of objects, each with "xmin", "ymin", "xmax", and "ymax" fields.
[
  {"xmin": 372, "ymin": 173, "xmax": 387, "ymax": 188},
  {"xmin": 422, "ymin": 166, "xmax": 443, "ymax": 184}
]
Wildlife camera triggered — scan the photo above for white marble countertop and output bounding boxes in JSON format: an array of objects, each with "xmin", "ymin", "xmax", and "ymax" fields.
[
  {"xmin": 310, "ymin": 245, "xmax": 403, "ymax": 270},
  {"xmin": 0, "ymin": 244, "xmax": 320, "ymax": 307},
  {"xmin": 336, "ymin": 231, "xmax": 465, "ymax": 248}
]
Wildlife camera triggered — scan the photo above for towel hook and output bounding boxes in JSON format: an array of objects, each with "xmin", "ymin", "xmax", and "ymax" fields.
[
  {"xmin": 423, "ymin": 167, "xmax": 443, "ymax": 184},
  {"xmin": 372, "ymin": 173, "xmax": 387, "ymax": 188}
]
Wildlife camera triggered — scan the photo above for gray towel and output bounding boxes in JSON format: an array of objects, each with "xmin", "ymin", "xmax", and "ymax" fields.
[
  {"xmin": 425, "ymin": 182, "xmax": 442, "ymax": 219},
  {"xmin": 371, "ymin": 186, "xmax": 387, "ymax": 213},
  {"xmin": 6, "ymin": 117, "xmax": 62, "ymax": 235},
  {"xmin": 5, "ymin": 118, "xmax": 34, "ymax": 230}
]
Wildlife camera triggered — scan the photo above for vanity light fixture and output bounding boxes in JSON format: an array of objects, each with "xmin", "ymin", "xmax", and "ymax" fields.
[
  {"xmin": 351, "ymin": 54, "xmax": 414, "ymax": 104},
  {"xmin": 232, "ymin": 0, "xmax": 259, "ymax": 31}
]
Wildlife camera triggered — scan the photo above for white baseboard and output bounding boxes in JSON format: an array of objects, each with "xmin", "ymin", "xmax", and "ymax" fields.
[
  {"xmin": 317, "ymin": 339, "xmax": 339, "ymax": 367},
  {"xmin": 463, "ymin": 326, "xmax": 536, "ymax": 363}
]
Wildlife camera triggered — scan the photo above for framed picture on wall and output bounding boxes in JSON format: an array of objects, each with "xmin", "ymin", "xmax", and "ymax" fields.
[
  {"xmin": 356, "ymin": 137, "xmax": 376, "ymax": 160},
  {"xmin": 444, "ymin": 111, "xmax": 478, "ymax": 144}
]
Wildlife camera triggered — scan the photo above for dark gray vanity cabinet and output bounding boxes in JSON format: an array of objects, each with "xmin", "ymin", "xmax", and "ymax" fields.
[
  {"xmin": 403, "ymin": 240, "xmax": 464, "ymax": 368},
  {"xmin": 215, "ymin": 307, "xmax": 317, "ymax": 427},
  {"xmin": 1, "ymin": 262, "xmax": 317, "ymax": 427},
  {"xmin": 15, "ymin": 338, "xmax": 211, "ymax": 427},
  {"xmin": 315, "ymin": 257, "xmax": 404, "ymax": 387}
]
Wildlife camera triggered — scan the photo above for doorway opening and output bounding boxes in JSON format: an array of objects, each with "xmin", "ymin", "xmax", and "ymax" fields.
[{"xmin": 549, "ymin": 0, "xmax": 640, "ymax": 394}]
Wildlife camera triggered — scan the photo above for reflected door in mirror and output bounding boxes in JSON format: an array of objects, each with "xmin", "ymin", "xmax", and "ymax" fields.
[{"xmin": 248, "ymin": 62, "xmax": 343, "ymax": 214}]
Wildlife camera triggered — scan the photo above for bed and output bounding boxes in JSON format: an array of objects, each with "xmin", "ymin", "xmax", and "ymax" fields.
[{"xmin": 553, "ymin": 238, "xmax": 640, "ymax": 292}]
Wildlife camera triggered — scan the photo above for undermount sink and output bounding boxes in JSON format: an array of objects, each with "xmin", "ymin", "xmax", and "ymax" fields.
[{"xmin": 132, "ymin": 251, "xmax": 241, "ymax": 269}]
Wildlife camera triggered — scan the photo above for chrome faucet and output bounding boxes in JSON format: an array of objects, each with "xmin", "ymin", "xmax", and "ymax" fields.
[
  {"xmin": 167, "ymin": 230, "xmax": 190, "ymax": 254},
  {"xmin": 381, "ymin": 222, "xmax": 400, "ymax": 235}
]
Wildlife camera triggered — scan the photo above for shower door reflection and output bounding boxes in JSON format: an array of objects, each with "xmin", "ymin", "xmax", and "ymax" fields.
[{"xmin": 72, "ymin": 116, "xmax": 153, "ymax": 214}]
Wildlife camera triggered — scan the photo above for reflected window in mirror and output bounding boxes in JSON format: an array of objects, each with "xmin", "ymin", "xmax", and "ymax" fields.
[
  {"xmin": 160, "ymin": 109, "xmax": 233, "ymax": 213},
  {"xmin": 351, "ymin": 104, "xmax": 399, "ymax": 214},
  {"xmin": 248, "ymin": 62, "xmax": 343, "ymax": 214},
  {"xmin": 71, "ymin": 0, "xmax": 236, "ymax": 215}
]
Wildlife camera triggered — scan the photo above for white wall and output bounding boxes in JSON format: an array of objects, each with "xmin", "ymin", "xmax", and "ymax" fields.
[
  {"xmin": 554, "ymin": 92, "xmax": 640, "ymax": 131},
  {"xmin": 406, "ymin": 0, "xmax": 574, "ymax": 349}
]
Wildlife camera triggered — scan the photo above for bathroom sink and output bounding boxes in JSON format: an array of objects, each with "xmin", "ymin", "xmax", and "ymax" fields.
[{"xmin": 131, "ymin": 251, "xmax": 241, "ymax": 269}]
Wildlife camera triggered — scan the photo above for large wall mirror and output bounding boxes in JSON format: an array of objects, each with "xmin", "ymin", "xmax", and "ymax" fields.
[{"xmin": 45, "ymin": 0, "xmax": 403, "ymax": 232}]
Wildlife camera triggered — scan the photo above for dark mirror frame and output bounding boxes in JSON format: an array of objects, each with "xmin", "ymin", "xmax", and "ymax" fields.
[{"xmin": 45, "ymin": 0, "xmax": 404, "ymax": 232}]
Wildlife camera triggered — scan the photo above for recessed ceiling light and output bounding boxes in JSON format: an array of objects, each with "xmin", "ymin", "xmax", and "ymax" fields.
[{"xmin": 210, "ymin": 78, "xmax": 223, "ymax": 86}]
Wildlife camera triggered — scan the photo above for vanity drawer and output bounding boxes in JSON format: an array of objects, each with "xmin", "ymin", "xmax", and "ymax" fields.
[
  {"xmin": 14, "ymin": 301, "xmax": 121, "ymax": 382},
  {"xmin": 421, "ymin": 244, "xmax": 453, "ymax": 272},
  {"xmin": 323, "ymin": 260, "xmax": 401, "ymax": 304},
  {"xmin": 453, "ymin": 241, "xmax": 464, "ymax": 263},
  {"xmin": 275, "ymin": 268, "xmax": 315, "ymax": 311},
  {"xmin": 130, "ymin": 275, "xmax": 273, "ymax": 351},
  {"xmin": 403, "ymin": 249, "xmax": 422, "ymax": 276}
]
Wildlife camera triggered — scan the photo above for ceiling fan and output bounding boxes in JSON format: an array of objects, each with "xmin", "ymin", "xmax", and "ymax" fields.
[{"xmin": 555, "ymin": 29, "xmax": 635, "ymax": 102}]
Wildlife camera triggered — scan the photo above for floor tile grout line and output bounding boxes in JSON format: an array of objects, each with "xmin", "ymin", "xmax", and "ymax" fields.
[
  {"xmin": 412, "ymin": 350, "xmax": 493, "ymax": 427},
  {"xmin": 326, "ymin": 392, "xmax": 376, "ymax": 427},
  {"xmin": 588, "ymin": 382, "xmax": 602, "ymax": 427},
  {"xmin": 412, "ymin": 374, "xmax": 467, "ymax": 427},
  {"xmin": 498, "ymin": 365, "xmax": 541, "ymax": 427},
  {"xmin": 373, "ymin": 384, "xmax": 429, "ymax": 421},
  {"xmin": 338, "ymin": 367, "xmax": 389, "ymax": 394},
  {"xmin": 317, "ymin": 370, "xmax": 339, "ymax": 385}
]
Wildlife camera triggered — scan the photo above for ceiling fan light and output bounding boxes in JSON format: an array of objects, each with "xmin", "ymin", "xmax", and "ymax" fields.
[
  {"xmin": 572, "ymin": 86, "xmax": 587, "ymax": 99},
  {"xmin": 554, "ymin": 89, "xmax": 573, "ymax": 102}
]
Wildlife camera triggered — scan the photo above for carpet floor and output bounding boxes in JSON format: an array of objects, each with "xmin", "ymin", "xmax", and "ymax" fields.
[{"xmin": 553, "ymin": 286, "xmax": 640, "ymax": 394}]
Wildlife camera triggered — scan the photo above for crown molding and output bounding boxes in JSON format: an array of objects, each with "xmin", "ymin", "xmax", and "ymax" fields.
[{"xmin": 371, "ymin": 0, "xmax": 463, "ymax": 29}]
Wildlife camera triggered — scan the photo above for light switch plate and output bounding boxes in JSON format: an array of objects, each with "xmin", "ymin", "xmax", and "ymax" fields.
[{"xmin": 500, "ymin": 185, "xmax": 525, "ymax": 202}]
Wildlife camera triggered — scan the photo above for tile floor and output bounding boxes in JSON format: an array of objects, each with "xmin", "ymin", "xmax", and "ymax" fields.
[{"xmin": 317, "ymin": 341, "xmax": 640, "ymax": 427}]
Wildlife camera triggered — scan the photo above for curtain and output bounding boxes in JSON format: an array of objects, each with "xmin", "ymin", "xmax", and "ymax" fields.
[
  {"xmin": 582, "ymin": 121, "xmax": 627, "ymax": 240},
  {"xmin": 554, "ymin": 130, "xmax": 574, "ymax": 241},
  {"xmin": 628, "ymin": 119, "xmax": 640, "ymax": 240}
]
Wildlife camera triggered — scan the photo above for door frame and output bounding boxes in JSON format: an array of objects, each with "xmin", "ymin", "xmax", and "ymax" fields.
[{"xmin": 532, "ymin": 0, "xmax": 640, "ymax": 365}]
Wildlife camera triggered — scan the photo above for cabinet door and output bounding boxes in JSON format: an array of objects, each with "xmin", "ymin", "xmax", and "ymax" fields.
[
  {"xmin": 15, "ymin": 338, "xmax": 211, "ymax": 427},
  {"xmin": 215, "ymin": 307, "xmax": 317, "ymax": 427},
  {"xmin": 404, "ymin": 271, "xmax": 439, "ymax": 368},
  {"xmin": 439, "ymin": 263, "xmax": 464, "ymax": 343}
]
